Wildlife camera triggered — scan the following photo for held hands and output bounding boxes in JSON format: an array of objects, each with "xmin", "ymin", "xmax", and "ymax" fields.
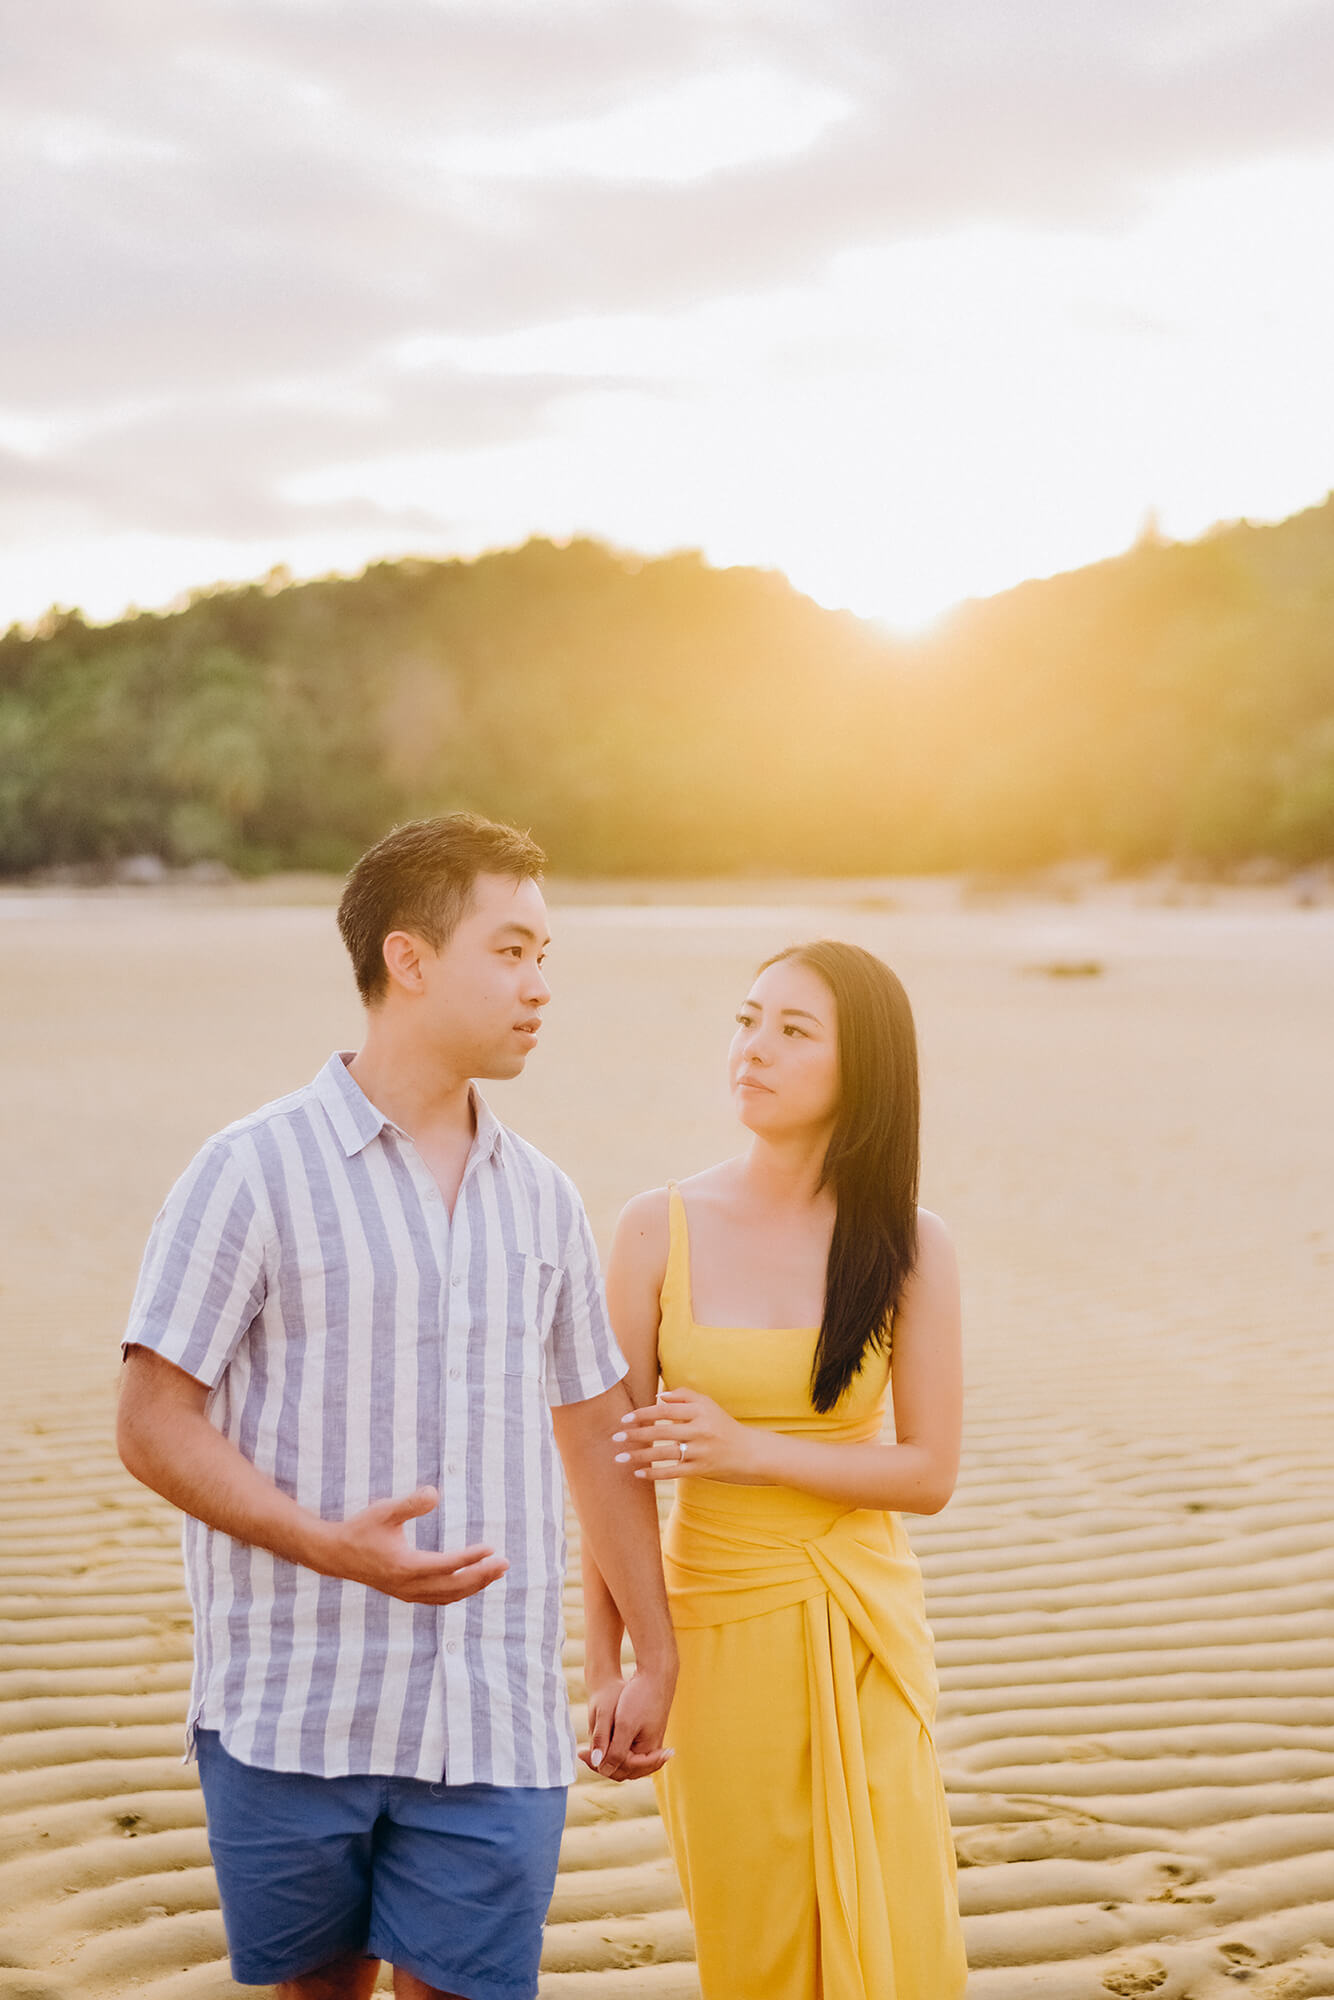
[
  {"xmin": 316, "ymin": 1487, "xmax": 508, "ymax": 1605},
  {"xmin": 612, "ymin": 1388, "xmax": 763, "ymax": 1484},
  {"xmin": 579, "ymin": 1667, "xmax": 676, "ymax": 1782}
]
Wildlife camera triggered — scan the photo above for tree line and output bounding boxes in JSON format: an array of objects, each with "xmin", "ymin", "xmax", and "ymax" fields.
[{"xmin": 3, "ymin": 499, "xmax": 1332, "ymax": 878}]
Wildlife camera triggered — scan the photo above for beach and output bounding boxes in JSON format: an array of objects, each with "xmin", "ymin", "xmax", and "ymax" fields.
[{"xmin": 2, "ymin": 880, "xmax": 1332, "ymax": 1999}]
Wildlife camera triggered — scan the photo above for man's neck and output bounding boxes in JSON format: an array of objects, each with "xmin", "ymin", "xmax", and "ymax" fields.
[{"xmin": 346, "ymin": 1022, "xmax": 475, "ymax": 1146}]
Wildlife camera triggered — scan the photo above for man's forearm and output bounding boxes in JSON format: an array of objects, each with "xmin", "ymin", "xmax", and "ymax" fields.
[
  {"xmin": 582, "ymin": 1471, "xmax": 676, "ymax": 1670},
  {"xmin": 119, "ymin": 1391, "xmax": 337, "ymax": 1570},
  {"xmin": 555, "ymin": 1398, "xmax": 677, "ymax": 1674},
  {"xmin": 580, "ymin": 1540, "xmax": 627, "ymax": 1686},
  {"xmin": 118, "ymin": 1348, "xmax": 504, "ymax": 1609}
]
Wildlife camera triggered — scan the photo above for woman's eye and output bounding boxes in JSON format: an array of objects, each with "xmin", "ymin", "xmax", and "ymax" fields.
[
  {"xmin": 783, "ymin": 1024, "xmax": 805, "ymax": 1037},
  {"xmin": 734, "ymin": 1013, "xmax": 753, "ymax": 1027}
]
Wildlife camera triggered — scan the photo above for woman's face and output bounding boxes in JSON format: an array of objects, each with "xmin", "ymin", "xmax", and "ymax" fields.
[{"xmin": 728, "ymin": 957, "xmax": 840, "ymax": 1139}]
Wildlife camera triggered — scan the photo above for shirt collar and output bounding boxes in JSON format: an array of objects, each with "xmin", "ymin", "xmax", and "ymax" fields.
[{"xmin": 313, "ymin": 1052, "xmax": 504, "ymax": 1164}]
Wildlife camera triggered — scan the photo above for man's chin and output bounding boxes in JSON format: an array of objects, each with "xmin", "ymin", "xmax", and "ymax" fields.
[{"xmin": 473, "ymin": 1047, "xmax": 532, "ymax": 1082}]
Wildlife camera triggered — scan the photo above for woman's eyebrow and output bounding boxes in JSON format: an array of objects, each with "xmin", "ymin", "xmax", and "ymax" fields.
[{"xmin": 741, "ymin": 998, "xmax": 824, "ymax": 1024}]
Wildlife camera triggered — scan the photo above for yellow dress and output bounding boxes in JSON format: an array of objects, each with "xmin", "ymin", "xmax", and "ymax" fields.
[{"xmin": 652, "ymin": 1187, "xmax": 967, "ymax": 2000}]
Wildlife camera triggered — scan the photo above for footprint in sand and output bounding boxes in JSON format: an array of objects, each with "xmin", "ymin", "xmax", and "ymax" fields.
[
  {"xmin": 1219, "ymin": 1942, "xmax": 1280, "ymax": 1984},
  {"xmin": 1101, "ymin": 1961, "xmax": 1169, "ymax": 1997},
  {"xmin": 1146, "ymin": 1857, "xmax": 1214, "ymax": 1906}
]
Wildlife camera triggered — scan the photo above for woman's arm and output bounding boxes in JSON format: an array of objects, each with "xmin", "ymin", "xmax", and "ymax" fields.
[
  {"xmin": 579, "ymin": 1188, "xmax": 673, "ymax": 1780},
  {"xmin": 617, "ymin": 1210, "xmax": 963, "ymax": 1516}
]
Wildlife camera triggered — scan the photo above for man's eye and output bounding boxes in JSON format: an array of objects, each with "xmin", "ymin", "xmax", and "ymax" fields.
[{"xmin": 735, "ymin": 1013, "xmax": 752, "ymax": 1026}]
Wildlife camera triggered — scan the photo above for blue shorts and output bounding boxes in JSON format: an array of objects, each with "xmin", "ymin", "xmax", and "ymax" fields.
[{"xmin": 195, "ymin": 1731, "xmax": 567, "ymax": 1996}]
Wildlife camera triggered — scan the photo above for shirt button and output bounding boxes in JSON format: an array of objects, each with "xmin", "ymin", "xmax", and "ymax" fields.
[
  {"xmin": 447, "ymin": 1462, "xmax": 458, "ymax": 1476},
  {"xmin": 451, "ymin": 1273, "xmax": 462, "ymax": 1288},
  {"xmin": 446, "ymin": 1640, "xmax": 459, "ymax": 1655},
  {"xmin": 449, "ymin": 1367, "xmax": 462, "ymax": 1381}
]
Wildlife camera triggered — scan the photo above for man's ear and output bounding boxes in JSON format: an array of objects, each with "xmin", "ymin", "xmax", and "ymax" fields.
[{"xmin": 381, "ymin": 929, "xmax": 427, "ymax": 994}]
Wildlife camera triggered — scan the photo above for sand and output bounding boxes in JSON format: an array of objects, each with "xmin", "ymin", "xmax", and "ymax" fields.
[{"xmin": 1, "ymin": 880, "xmax": 1331, "ymax": 1999}]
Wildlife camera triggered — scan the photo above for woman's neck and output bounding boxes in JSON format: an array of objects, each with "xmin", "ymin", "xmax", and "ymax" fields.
[{"xmin": 738, "ymin": 1130, "xmax": 836, "ymax": 1212}]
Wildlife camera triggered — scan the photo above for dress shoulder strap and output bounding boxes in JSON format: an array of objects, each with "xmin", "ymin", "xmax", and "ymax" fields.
[{"xmin": 660, "ymin": 1180, "xmax": 691, "ymax": 1313}]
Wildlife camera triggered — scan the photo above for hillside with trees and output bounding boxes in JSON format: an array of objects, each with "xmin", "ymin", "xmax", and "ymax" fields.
[{"xmin": 3, "ymin": 498, "xmax": 1333, "ymax": 877}]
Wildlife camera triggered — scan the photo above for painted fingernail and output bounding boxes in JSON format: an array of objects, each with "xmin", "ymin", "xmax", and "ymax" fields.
[
  {"xmin": 590, "ymin": 1748, "xmax": 603, "ymax": 1767},
  {"xmin": 614, "ymin": 1452, "xmax": 630, "ymax": 1464},
  {"xmin": 634, "ymin": 1469, "xmax": 647, "ymax": 1478},
  {"xmin": 611, "ymin": 1432, "xmax": 627, "ymax": 1443}
]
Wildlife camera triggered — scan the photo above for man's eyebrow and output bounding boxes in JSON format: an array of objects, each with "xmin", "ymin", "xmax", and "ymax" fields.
[{"xmin": 495, "ymin": 922, "xmax": 551, "ymax": 947}]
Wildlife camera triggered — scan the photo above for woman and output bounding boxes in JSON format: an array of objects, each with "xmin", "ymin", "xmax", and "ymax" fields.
[{"xmin": 582, "ymin": 940, "xmax": 967, "ymax": 1999}]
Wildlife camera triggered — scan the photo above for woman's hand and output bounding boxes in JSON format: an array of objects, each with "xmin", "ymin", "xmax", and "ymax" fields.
[
  {"xmin": 579, "ymin": 1669, "xmax": 675, "ymax": 1782},
  {"xmin": 580, "ymin": 1672, "xmax": 623, "ymax": 1775},
  {"xmin": 613, "ymin": 1387, "xmax": 766, "ymax": 1484}
]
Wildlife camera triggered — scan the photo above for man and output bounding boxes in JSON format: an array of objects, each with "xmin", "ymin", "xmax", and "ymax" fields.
[{"xmin": 118, "ymin": 813, "xmax": 676, "ymax": 2000}]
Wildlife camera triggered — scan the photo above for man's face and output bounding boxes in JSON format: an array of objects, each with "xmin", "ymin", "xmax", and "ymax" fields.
[{"xmin": 406, "ymin": 873, "xmax": 552, "ymax": 1079}]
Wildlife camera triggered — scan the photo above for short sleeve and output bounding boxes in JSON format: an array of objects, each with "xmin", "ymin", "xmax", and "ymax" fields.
[
  {"xmin": 123, "ymin": 1140, "xmax": 268, "ymax": 1389},
  {"xmin": 546, "ymin": 1185, "xmax": 628, "ymax": 1407}
]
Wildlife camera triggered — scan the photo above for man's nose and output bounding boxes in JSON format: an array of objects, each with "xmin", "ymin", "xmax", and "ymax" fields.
[{"xmin": 526, "ymin": 966, "xmax": 552, "ymax": 1007}]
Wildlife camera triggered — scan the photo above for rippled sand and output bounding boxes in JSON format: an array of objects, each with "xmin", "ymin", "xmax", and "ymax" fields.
[{"xmin": 2, "ymin": 883, "xmax": 1332, "ymax": 1998}]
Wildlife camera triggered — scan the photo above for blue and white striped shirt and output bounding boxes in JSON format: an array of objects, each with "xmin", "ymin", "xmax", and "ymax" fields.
[{"xmin": 124, "ymin": 1052, "xmax": 626, "ymax": 1786}]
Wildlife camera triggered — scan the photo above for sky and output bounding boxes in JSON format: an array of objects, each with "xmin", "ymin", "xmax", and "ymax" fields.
[{"xmin": 4, "ymin": 0, "xmax": 1334, "ymax": 633}]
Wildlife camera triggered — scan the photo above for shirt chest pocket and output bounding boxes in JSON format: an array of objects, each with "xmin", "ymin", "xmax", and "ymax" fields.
[{"xmin": 501, "ymin": 1251, "xmax": 564, "ymax": 1389}]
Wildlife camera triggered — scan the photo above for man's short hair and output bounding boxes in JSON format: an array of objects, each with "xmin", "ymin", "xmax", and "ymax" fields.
[{"xmin": 337, "ymin": 813, "xmax": 547, "ymax": 1003}]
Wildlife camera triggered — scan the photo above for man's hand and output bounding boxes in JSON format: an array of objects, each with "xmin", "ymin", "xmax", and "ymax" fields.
[
  {"xmin": 579, "ymin": 1666, "xmax": 675, "ymax": 1783},
  {"xmin": 314, "ymin": 1487, "xmax": 508, "ymax": 1604}
]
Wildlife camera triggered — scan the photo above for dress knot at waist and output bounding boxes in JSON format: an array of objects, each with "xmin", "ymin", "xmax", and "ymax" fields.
[{"xmin": 662, "ymin": 1486, "xmax": 939, "ymax": 1737}]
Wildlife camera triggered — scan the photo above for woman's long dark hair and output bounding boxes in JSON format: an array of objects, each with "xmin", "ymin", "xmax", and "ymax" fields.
[{"xmin": 759, "ymin": 941, "xmax": 920, "ymax": 1412}]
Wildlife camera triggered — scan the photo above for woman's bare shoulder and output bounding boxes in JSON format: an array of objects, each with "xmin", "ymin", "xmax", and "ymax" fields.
[
  {"xmin": 913, "ymin": 1206, "xmax": 958, "ymax": 1272},
  {"xmin": 614, "ymin": 1160, "xmax": 744, "ymax": 1278},
  {"xmin": 674, "ymin": 1157, "xmax": 747, "ymax": 1211},
  {"xmin": 612, "ymin": 1186, "xmax": 672, "ymax": 1285}
]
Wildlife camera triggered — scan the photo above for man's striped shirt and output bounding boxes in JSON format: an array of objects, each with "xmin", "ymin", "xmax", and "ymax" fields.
[{"xmin": 124, "ymin": 1052, "xmax": 626, "ymax": 1786}]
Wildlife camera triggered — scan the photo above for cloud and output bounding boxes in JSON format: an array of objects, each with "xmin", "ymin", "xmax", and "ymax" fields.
[
  {"xmin": 7, "ymin": 0, "xmax": 1332, "ymax": 390},
  {"xmin": 3, "ymin": 0, "xmax": 1333, "ymax": 589},
  {"xmin": 0, "ymin": 362, "xmax": 604, "ymax": 541},
  {"xmin": 10, "ymin": 1, "xmax": 1334, "ymax": 396}
]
